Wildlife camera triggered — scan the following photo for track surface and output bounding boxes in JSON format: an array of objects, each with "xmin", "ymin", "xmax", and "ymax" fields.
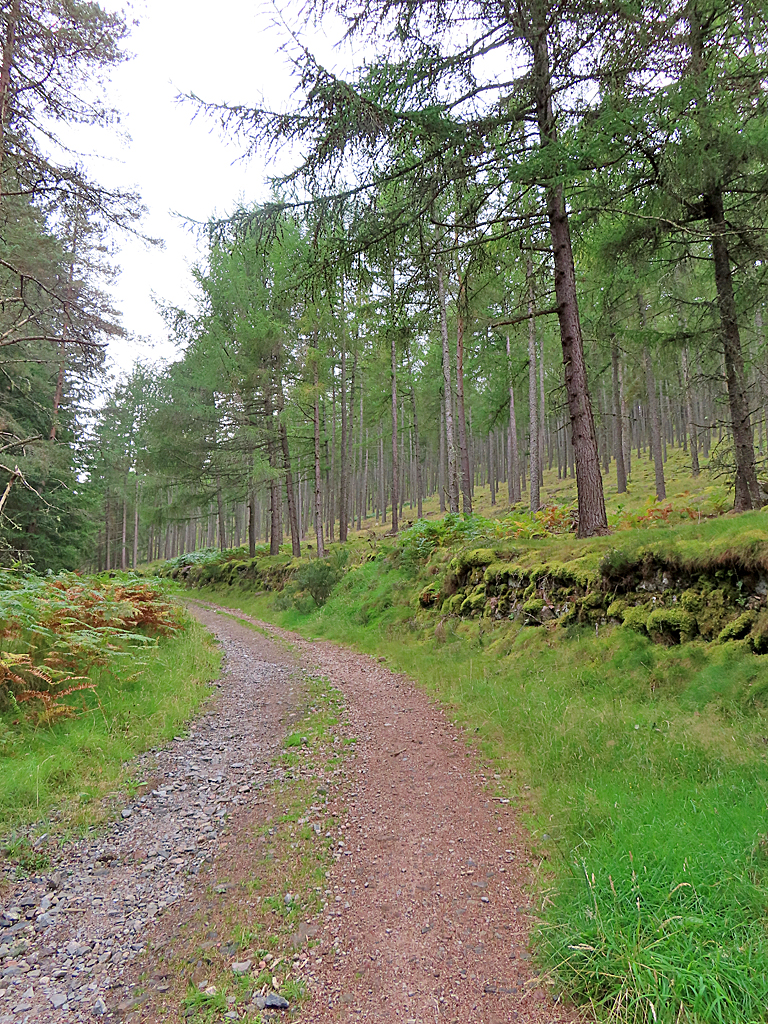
[{"xmin": 0, "ymin": 602, "xmax": 585, "ymax": 1024}]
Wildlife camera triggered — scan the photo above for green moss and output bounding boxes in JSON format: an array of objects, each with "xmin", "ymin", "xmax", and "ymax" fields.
[
  {"xmin": 606, "ymin": 598, "xmax": 628, "ymax": 620},
  {"xmin": 418, "ymin": 583, "xmax": 441, "ymax": 608},
  {"xmin": 622, "ymin": 605, "xmax": 650, "ymax": 634},
  {"xmin": 484, "ymin": 561, "xmax": 513, "ymax": 587},
  {"xmin": 695, "ymin": 589, "xmax": 732, "ymax": 639},
  {"xmin": 522, "ymin": 598, "xmax": 545, "ymax": 624},
  {"xmin": 646, "ymin": 608, "xmax": 698, "ymax": 644},
  {"xmin": 449, "ymin": 548, "xmax": 498, "ymax": 576},
  {"xmin": 680, "ymin": 588, "xmax": 704, "ymax": 613},
  {"xmin": 718, "ymin": 612, "xmax": 756, "ymax": 643}
]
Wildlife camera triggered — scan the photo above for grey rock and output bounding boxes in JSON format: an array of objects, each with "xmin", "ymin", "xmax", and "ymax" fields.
[
  {"xmin": 264, "ymin": 992, "xmax": 290, "ymax": 1009},
  {"xmin": 231, "ymin": 960, "xmax": 251, "ymax": 975},
  {"xmin": 121, "ymin": 809, "xmax": 132, "ymax": 819},
  {"xmin": 65, "ymin": 940, "xmax": 90, "ymax": 957},
  {"xmin": 48, "ymin": 992, "xmax": 68, "ymax": 1009},
  {"xmin": 93, "ymin": 997, "xmax": 107, "ymax": 1015},
  {"xmin": 34, "ymin": 914, "xmax": 55, "ymax": 932}
]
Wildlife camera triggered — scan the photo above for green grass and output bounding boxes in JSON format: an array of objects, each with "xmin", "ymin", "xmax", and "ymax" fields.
[{"xmin": 0, "ymin": 618, "xmax": 220, "ymax": 838}]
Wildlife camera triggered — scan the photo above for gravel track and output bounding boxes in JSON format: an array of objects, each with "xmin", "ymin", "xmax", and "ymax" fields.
[
  {"xmin": 0, "ymin": 609, "xmax": 300, "ymax": 1024},
  {"xmin": 1, "ymin": 602, "xmax": 586, "ymax": 1024}
]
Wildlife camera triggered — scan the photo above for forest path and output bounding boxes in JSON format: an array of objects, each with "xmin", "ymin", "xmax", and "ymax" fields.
[
  {"xmin": 179, "ymin": 601, "xmax": 583, "ymax": 1024},
  {"xmin": 0, "ymin": 602, "xmax": 584, "ymax": 1024}
]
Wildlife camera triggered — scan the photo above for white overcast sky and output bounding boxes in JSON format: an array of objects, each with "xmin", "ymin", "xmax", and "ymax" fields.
[{"xmin": 86, "ymin": 0, "xmax": 349, "ymax": 372}]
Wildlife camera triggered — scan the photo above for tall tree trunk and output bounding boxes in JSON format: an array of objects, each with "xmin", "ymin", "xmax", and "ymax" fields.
[
  {"xmin": 538, "ymin": 334, "xmax": 546, "ymax": 485},
  {"xmin": 390, "ymin": 328, "xmax": 399, "ymax": 535},
  {"xmin": 121, "ymin": 489, "xmax": 127, "ymax": 570},
  {"xmin": 339, "ymin": 327, "xmax": 348, "ymax": 543},
  {"xmin": 507, "ymin": 333, "xmax": 521, "ymax": 503},
  {"xmin": 527, "ymin": 258, "xmax": 540, "ymax": 512},
  {"xmin": 248, "ymin": 485, "xmax": 258, "ymax": 557},
  {"xmin": 409, "ymin": 384, "xmax": 423, "ymax": 520},
  {"xmin": 437, "ymin": 264, "xmax": 459, "ymax": 512},
  {"xmin": 0, "ymin": 1, "xmax": 18, "ymax": 202},
  {"xmin": 681, "ymin": 347, "xmax": 700, "ymax": 477},
  {"xmin": 312, "ymin": 332, "xmax": 325, "ymax": 558},
  {"xmin": 531, "ymin": 16, "xmax": 607, "ymax": 536},
  {"xmin": 280, "ymin": 421, "xmax": 301, "ymax": 556},
  {"xmin": 133, "ymin": 476, "xmax": 140, "ymax": 568},
  {"xmin": 105, "ymin": 491, "xmax": 111, "ymax": 571},
  {"xmin": 619, "ymin": 359, "xmax": 631, "ymax": 479},
  {"xmin": 216, "ymin": 477, "xmax": 226, "ymax": 551},
  {"xmin": 611, "ymin": 335, "xmax": 627, "ymax": 493},
  {"xmin": 644, "ymin": 353, "xmax": 666, "ymax": 501},
  {"xmin": 637, "ymin": 293, "xmax": 666, "ymax": 500},
  {"xmin": 707, "ymin": 187, "xmax": 760, "ymax": 509},
  {"xmin": 357, "ymin": 372, "xmax": 364, "ymax": 530},
  {"xmin": 275, "ymin": 362, "xmax": 301, "ymax": 557},
  {"xmin": 455, "ymin": 269, "xmax": 473, "ymax": 513}
]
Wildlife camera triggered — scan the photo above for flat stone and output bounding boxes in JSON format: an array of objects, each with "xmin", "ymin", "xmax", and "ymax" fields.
[
  {"xmin": 231, "ymin": 960, "xmax": 251, "ymax": 975},
  {"xmin": 264, "ymin": 992, "xmax": 290, "ymax": 1009},
  {"xmin": 48, "ymin": 992, "xmax": 68, "ymax": 1009}
]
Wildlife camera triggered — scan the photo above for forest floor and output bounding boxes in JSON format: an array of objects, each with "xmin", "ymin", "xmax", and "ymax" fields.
[{"xmin": 0, "ymin": 601, "xmax": 586, "ymax": 1024}]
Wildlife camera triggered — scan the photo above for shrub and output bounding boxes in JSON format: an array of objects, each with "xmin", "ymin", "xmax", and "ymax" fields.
[{"xmin": 293, "ymin": 559, "xmax": 342, "ymax": 606}]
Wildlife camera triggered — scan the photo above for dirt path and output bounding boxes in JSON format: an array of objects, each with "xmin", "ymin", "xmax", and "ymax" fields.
[
  {"xmin": 0, "ymin": 609, "xmax": 301, "ymax": 1024},
  {"xmin": 0, "ymin": 602, "xmax": 585, "ymax": 1024},
  {"xmin": 184, "ymin": 602, "xmax": 583, "ymax": 1024}
]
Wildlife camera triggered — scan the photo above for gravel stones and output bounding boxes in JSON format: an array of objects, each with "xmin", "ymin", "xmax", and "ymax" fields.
[{"xmin": 0, "ymin": 613, "xmax": 300, "ymax": 1023}]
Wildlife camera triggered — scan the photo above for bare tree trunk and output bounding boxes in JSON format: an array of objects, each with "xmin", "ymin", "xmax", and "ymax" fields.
[
  {"xmin": 390, "ymin": 327, "xmax": 399, "ymax": 535},
  {"xmin": 611, "ymin": 335, "xmax": 627, "ymax": 493},
  {"xmin": 538, "ymin": 334, "xmax": 546, "ymax": 486},
  {"xmin": 527, "ymin": 259, "xmax": 540, "ymax": 512},
  {"xmin": 312, "ymin": 333, "xmax": 325, "ymax": 558},
  {"xmin": 215, "ymin": 478, "xmax": 226, "ymax": 551},
  {"xmin": 339, "ymin": 329, "xmax": 348, "ymax": 543},
  {"xmin": 455, "ymin": 270, "xmax": 473, "ymax": 513},
  {"xmin": 0, "ymin": 1, "xmax": 18, "ymax": 202},
  {"xmin": 133, "ymin": 476, "xmax": 140, "ymax": 567},
  {"xmin": 121, "ymin": 489, "xmax": 127, "ymax": 570},
  {"xmin": 105, "ymin": 491, "xmax": 111, "ymax": 571},
  {"xmin": 409, "ymin": 384, "xmax": 423, "ymax": 519},
  {"xmin": 357, "ymin": 369, "xmax": 364, "ymax": 530},
  {"xmin": 507, "ymin": 334, "xmax": 521, "ymax": 503},
  {"xmin": 707, "ymin": 187, "xmax": 760, "ymax": 509},
  {"xmin": 531, "ymin": 16, "xmax": 607, "ymax": 536},
  {"xmin": 681, "ymin": 347, "xmax": 700, "ymax": 477},
  {"xmin": 437, "ymin": 265, "xmax": 459, "ymax": 512},
  {"xmin": 644, "ymin": 351, "xmax": 666, "ymax": 501}
]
